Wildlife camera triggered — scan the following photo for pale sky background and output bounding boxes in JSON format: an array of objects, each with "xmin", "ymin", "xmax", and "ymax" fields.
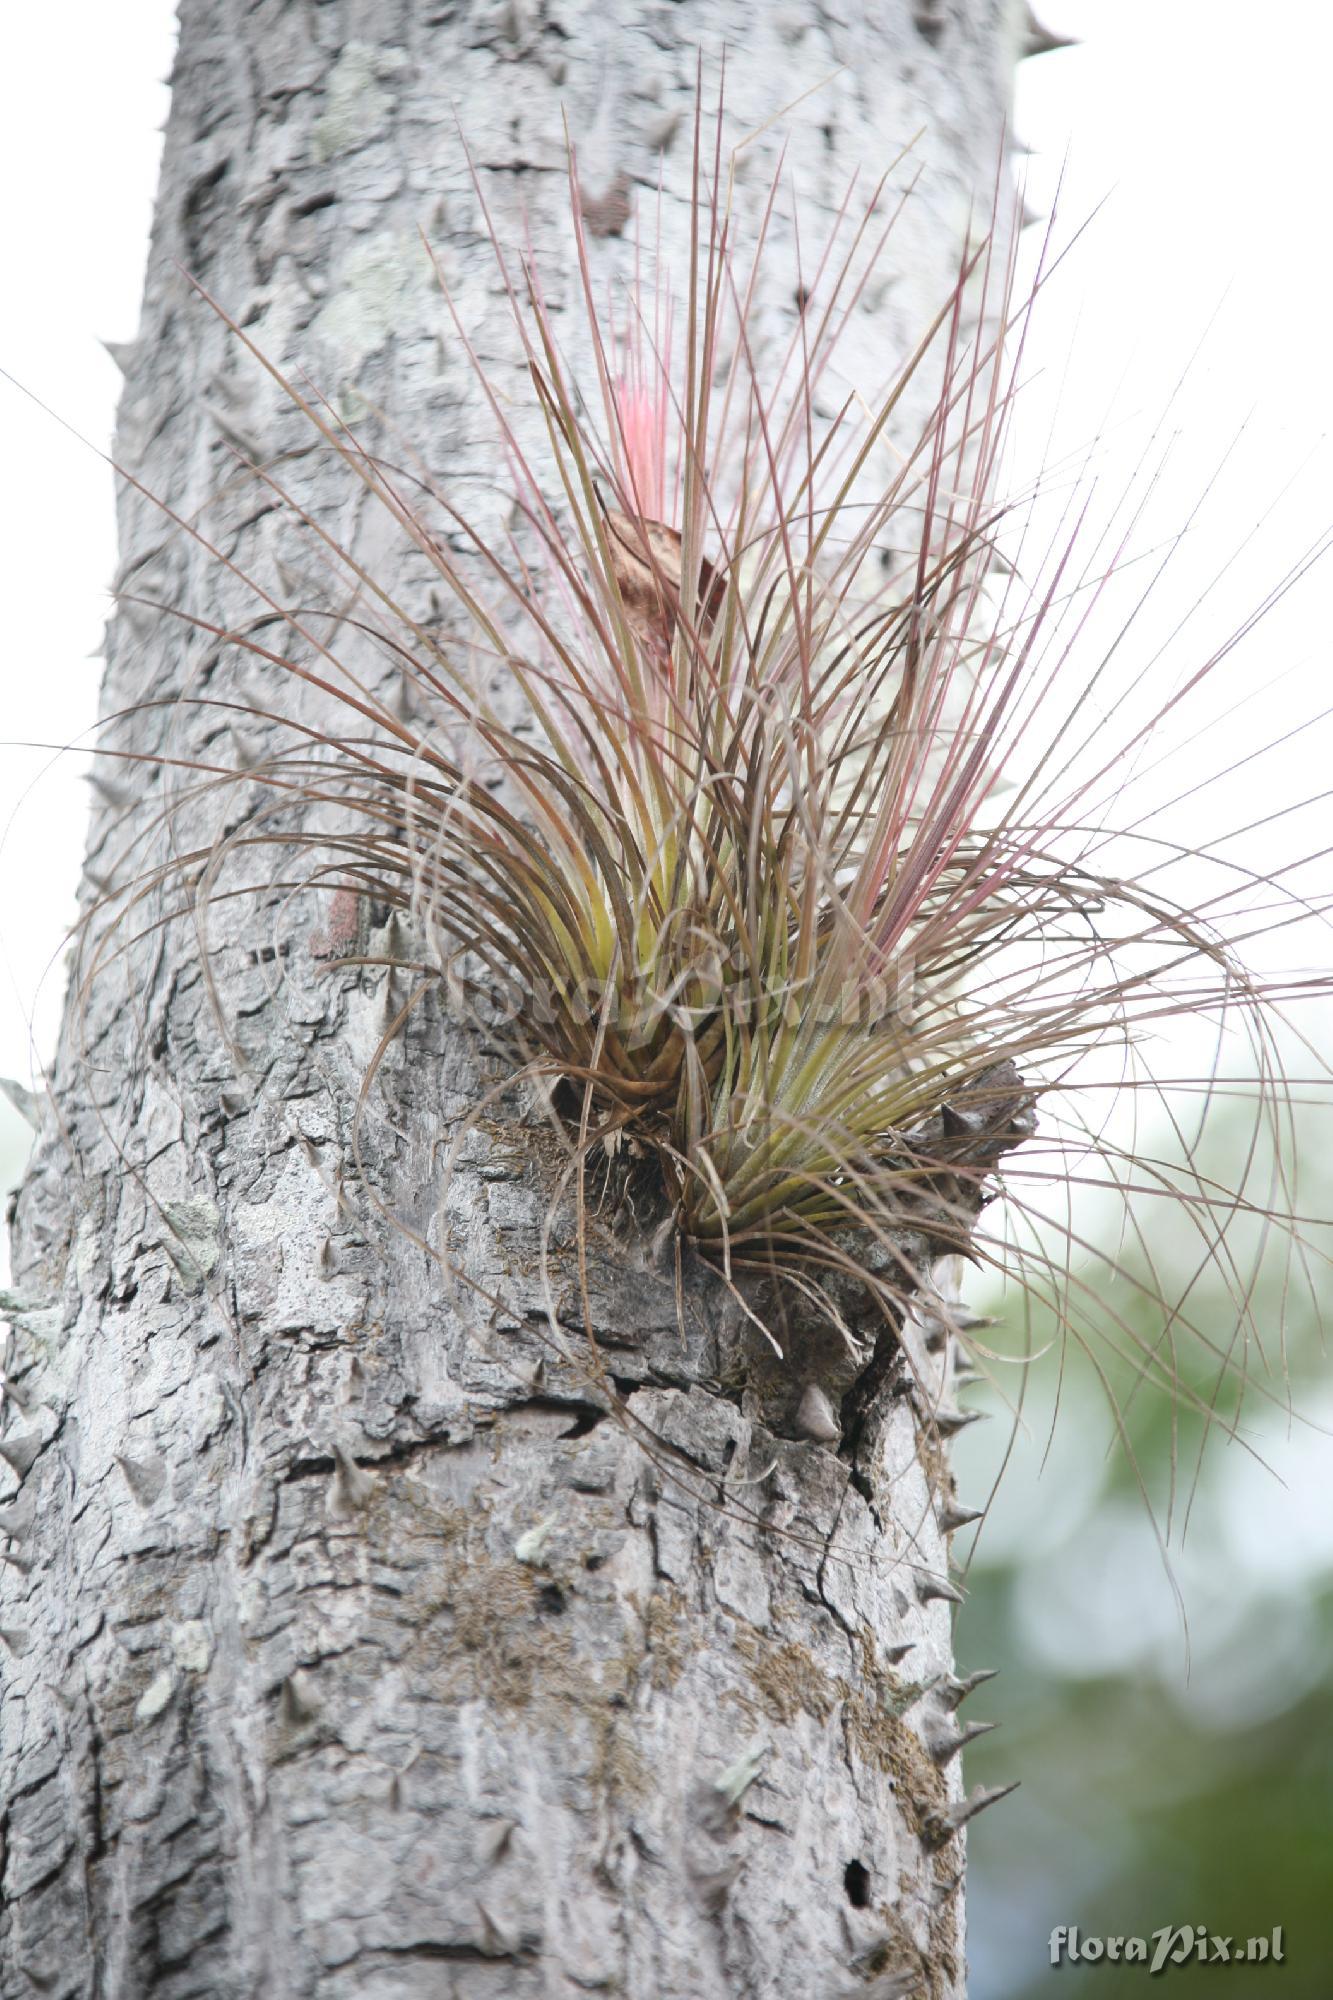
[{"xmin": 0, "ymin": 0, "xmax": 1330, "ymax": 1984}]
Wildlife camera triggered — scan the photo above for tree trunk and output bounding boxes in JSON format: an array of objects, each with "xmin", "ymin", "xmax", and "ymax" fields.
[{"xmin": 1, "ymin": 5, "xmax": 1023, "ymax": 1995}]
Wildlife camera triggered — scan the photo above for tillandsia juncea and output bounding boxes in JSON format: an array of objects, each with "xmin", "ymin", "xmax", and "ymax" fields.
[{"xmin": 59, "ymin": 89, "xmax": 1333, "ymax": 1490}]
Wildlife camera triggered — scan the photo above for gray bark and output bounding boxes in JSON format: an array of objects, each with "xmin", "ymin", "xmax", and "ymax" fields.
[{"xmin": 2, "ymin": 4, "xmax": 1023, "ymax": 1995}]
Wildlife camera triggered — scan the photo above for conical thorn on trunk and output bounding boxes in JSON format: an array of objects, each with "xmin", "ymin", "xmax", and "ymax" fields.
[
  {"xmin": 0, "ymin": 1432, "xmax": 41, "ymax": 1482},
  {"xmin": 328, "ymin": 1443, "xmax": 375, "ymax": 1517},
  {"xmin": 1023, "ymin": 8, "xmax": 1078, "ymax": 58},
  {"xmin": 926, "ymin": 1780, "xmax": 1020, "ymax": 1845},
  {"xmin": 917, "ymin": 1573, "xmax": 965, "ymax": 1606},
  {"xmin": 929, "ymin": 1405, "xmax": 985, "ymax": 1437},
  {"xmin": 939, "ymin": 1667, "xmax": 999, "ymax": 1710},
  {"xmin": 929, "ymin": 1718, "xmax": 998, "ymax": 1764}
]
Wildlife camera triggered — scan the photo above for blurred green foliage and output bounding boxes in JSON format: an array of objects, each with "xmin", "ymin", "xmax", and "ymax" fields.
[
  {"xmin": 957, "ymin": 1087, "xmax": 1332, "ymax": 1996},
  {"xmin": 963, "ymin": 1566, "xmax": 1332, "ymax": 1997}
]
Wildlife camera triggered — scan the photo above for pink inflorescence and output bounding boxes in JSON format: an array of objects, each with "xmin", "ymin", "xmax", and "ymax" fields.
[{"xmin": 613, "ymin": 375, "xmax": 670, "ymax": 524}]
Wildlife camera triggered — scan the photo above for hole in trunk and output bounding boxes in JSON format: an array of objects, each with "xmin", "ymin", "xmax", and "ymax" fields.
[{"xmin": 844, "ymin": 1859, "xmax": 871, "ymax": 1907}]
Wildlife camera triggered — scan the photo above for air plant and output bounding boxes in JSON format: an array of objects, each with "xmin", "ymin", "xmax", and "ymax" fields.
[{"xmin": 66, "ymin": 95, "xmax": 1332, "ymax": 1490}]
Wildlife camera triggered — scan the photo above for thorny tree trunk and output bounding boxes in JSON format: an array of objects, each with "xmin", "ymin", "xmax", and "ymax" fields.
[{"xmin": 2, "ymin": 5, "xmax": 1033, "ymax": 1996}]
